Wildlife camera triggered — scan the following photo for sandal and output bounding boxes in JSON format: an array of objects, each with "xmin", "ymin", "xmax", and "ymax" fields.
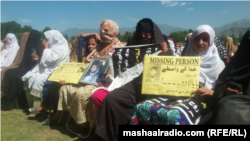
[{"xmin": 28, "ymin": 107, "xmax": 41, "ymax": 118}]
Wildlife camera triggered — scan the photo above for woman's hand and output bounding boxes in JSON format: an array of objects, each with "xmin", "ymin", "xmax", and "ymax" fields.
[
  {"xmin": 108, "ymin": 47, "xmax": 114, "ymax": 53},
  {"xmin": 225, "ymin": 87, "xmax": 243, "ymax": 95},
  {"xmin": 3, "ymin": 37, "xmax": 8, "ymax": 43},
  {"xmin": 192, "ymin": 87, "xmax": 214, "ymax": 97},
  {"xmin": 31, "ymin": 53, "xmax": 40, "ymax": 63},
  {"xmin": 59, "ymin": 80, "xmax": 66, "ymax": 85},
  {"xmin": 42, "ymin": 40, "xmax": 48, "ymax": 49},
  {"xmin": 105, "ymin": 74, "xmax": 111, "ymax": 79},
  {"xmin": 95, "ymin": 33, "xmax": 101, "ymax": 41}
]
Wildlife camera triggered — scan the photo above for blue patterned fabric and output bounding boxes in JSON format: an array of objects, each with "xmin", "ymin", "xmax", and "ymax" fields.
[{"xmin": 130, "ymin": 97, "xmax": 204, "ymax": 125}]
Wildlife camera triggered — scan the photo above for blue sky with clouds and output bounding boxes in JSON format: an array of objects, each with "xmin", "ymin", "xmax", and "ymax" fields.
[{"xmin": 1, "ymin": 1, "xmax": 250, "ymax": 32}]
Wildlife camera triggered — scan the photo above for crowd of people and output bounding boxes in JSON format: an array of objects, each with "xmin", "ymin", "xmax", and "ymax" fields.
[{"xmin": 1, "ymin": 18, "xmax": 250, "ymax": 141}]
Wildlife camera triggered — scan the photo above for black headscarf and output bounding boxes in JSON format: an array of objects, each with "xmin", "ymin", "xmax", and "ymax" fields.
[
  {"xmin": 18, "ymin": 30, "xmax": 43, "ymax": 76},
  {"xmin": 1, "ymin": 30, "xmax": 44, "ymax": 107},
  {"xmin": 130, "ymin": 18, "xmax": 164, "ymax": 45},
  {"xmin": 204, "ymin": 30, "xmax": 250, "ymax": 124},
  {"xmin": 213, "ymin": 30, "xmax": 250, "ymax": 97}
]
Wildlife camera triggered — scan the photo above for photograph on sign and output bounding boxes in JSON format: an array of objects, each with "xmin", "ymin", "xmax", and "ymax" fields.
[{"xmin": 79, "ymin": 58, "xmax": 109, "ymax": 86}]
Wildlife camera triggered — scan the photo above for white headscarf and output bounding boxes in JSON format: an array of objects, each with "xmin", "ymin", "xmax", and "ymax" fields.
[
  {"xmin": 41, "ymin": 30, "xmax": 69, "ymax": 68},
  {"xmin": 168, "ymin": 39, "xmax": 175, "ymax": 52},
  {"xmin": 185, "ymin": 25, "xmax": 225, "ymax": 89},
  {"xmin": 0, "ymin": 33, "xmax": 20, "ymax": 70}
]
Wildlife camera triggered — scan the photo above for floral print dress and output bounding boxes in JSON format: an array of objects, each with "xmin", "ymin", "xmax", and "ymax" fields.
[
  {"xmin": 58, "ymin": 84, "xmax": 96, "ymax": 128},
  {"xmin": 130, "ymin": 97, "xmax": 205, "ymax": 125}
]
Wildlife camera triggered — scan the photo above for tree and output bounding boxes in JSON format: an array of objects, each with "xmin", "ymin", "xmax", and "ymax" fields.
[
  {"xmin": 117, "ymin": 33, "xmax": 122, "ymax": 41},
  {"xmin": 64, "ymin": 34, "xmax": 69, "ymax": 41},
  {"xmin": 41, "ymin": 27, "xmax": 51, "ymax": 40},
  {"xmin": 168, "ymin": 30, "xmax": 188, "ymax": 43},
  {"xmin": 69, "ymin": 36, "xmax": 76, "ymax": 43},
  {"xmin": 229, "ymin": 33, "xmax": 237, "ymax": 44},
  {"xmin": 42, "ymin": 27, "xmax": 51, "ymax": 33},
  {"xmin": 122, "ymin": 31, "xmax": 132, "ymax": 42},
  {"xmin": 22, "ymin": 25, "xmax": 33, "ymax": 32},
  {"xmin": 188, "ymin": 29, "xmax": 194, "ymax": 33},
  {"xmin": 237, "ymin": 32, "xmax": 243, "ymax": 43},
  {"xmin": 218, "ymin": 35, "xmax": 226, "ymax": 43},
  {"xmin": 1, "ymin": 21, "xmax": 22, "ymax": 40}
]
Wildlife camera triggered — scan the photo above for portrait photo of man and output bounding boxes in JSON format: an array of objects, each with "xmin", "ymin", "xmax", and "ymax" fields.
[{"xmin": 147, "ymin": 64, "xmax": 160, "ymax": 83}]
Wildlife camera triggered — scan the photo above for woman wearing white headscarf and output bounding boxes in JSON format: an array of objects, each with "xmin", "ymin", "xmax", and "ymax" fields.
[
  {"xmin": 22, "ymin": 30, "xmax": 69, "ymax": 108},
  {"xmin": 0, "ymin": 33, "xmax": 19, "ymax": 90},
  {"xmin": 130, "ymin": 25, "xmax": 225, "ymax": 126},
  {"xmin": 185, "ymin": 25, "xmax": 225, "ymax": 89},
  {"xmin": 1, "ymin": 33, "xmax": 19, "ymax": 72}
]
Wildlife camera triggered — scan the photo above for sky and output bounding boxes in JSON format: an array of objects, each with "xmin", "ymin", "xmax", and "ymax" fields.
[{"xmin": 1, "ymin": 1, "xmax": 250, "ymax": 33}]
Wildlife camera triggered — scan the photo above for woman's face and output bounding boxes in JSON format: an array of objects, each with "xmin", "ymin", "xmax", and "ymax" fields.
[
  {"xmin": 161, "ymin": 41, "xmax": 168, "ymax": 51},
  {"xmin": 193, "ymin": 32, "xmax": 210, "ymax": 53},
  {"xmin": 174, "ymin": 43, "xmax": 180, "ymax": 51},
  {"xmin": 88, "ymin": 38, "xmax": 97, "ymax": 52},
  {"xmin": 139, "ymin": 32, "xmax": 152, "ymax": 44}
]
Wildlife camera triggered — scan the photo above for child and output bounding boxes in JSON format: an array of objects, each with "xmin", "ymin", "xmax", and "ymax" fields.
[{"xmin": 92, "ymin": 77, "xmax": 113, "ymax": 110}]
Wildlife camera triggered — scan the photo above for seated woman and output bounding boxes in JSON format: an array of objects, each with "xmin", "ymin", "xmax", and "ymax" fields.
[
  {"xmin": 1, "ymin": 32, "xmax": 29, "ymax": 84},
  {"xmin": 28, "ymin": 35, "xmax": 100, "ymax": 118},
  {"xmin": 22, "ymin": 30, "xmax": 69, "ymax": 109},
  {"xmin": 92, "ymin": 34, "xmax": 173, "ymax": 111},
  {"xmin": 0, "ymin": 33, "xmax": 19, "ymax": 72},
  {"xmin": 1, "ymin": 30, "xmax": 43, "ymax": 109},
  {"xmin": 208, "ymin": 30, "xmax": 250, "ymax": 124},
  {"xmin": 95, "ymin": 18, "xmax": 172, "ymax": 141},
  {"xmin": 130, "ymin": 25, "xmax": 225, "ymax": 125},
  {"xmin": 42, "ymin": 20, "xmax": 124, "ymax": 138}
]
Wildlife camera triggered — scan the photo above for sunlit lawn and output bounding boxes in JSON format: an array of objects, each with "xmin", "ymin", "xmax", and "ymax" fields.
[{"xmin": 1, "ymin": 109, "xmax": 96, "ymax": 141}]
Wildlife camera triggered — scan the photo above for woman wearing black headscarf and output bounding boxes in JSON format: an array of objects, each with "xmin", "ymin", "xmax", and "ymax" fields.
[
  {"xmin": 95, "ymin": 18, "xmax": 172, "ymax": 141},
  {"xmin": 1, "ymin": 30, "xmax": 43, "ymax": 109},
  {"xmin": 208, "ymin": 30, "xmax": 250, "ymax": 124}
]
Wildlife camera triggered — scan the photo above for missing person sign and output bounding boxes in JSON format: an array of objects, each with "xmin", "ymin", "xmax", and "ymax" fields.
[
  {"xmin": 142, "ymin": 56, "xmax": 201, "ymax": 97},
  {"xmin": 48, "ymin": 62, "xmax": 89, "ymax": 84}
]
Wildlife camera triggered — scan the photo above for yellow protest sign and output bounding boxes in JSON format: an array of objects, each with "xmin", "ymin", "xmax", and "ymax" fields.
[
  {"xmin": 142, "ymin": 56, "xmax": 200, "ymax": 97},
  {"xmin": 48, "ymin": 62, "xmax": 89, "ymax": 84}
]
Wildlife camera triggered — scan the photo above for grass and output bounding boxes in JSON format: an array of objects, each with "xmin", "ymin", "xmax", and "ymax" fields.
[{"xmin": 1, "ymin": 109, "xmax": 97, "ymax": 141}]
